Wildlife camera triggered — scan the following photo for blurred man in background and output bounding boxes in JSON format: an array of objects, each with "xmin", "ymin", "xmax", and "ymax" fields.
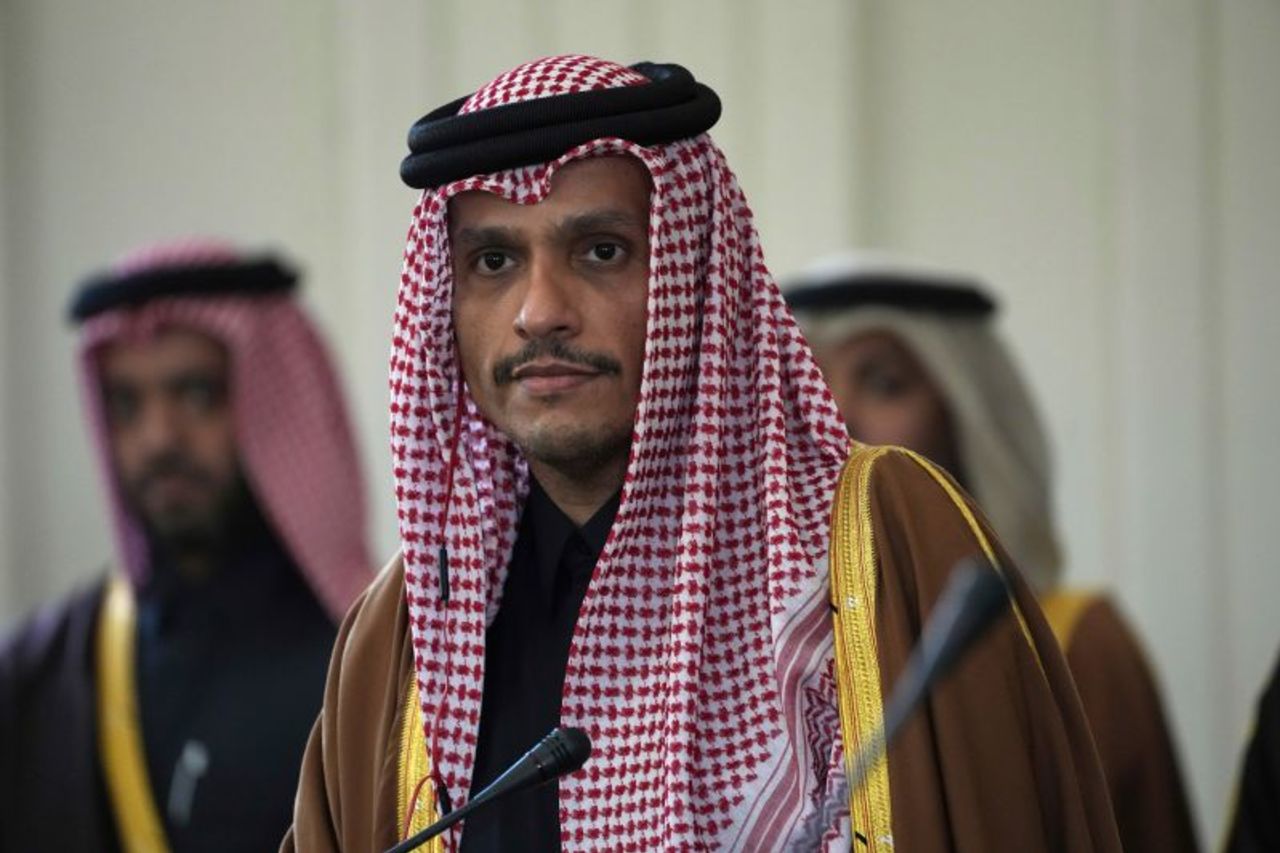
[
  {"xmin": 0, "ymin": 241, "xmax": 372, "ymax": 851},
  {"xmin": 787, "ymin": 251, "xmax": 1200, "ymax": 853}
]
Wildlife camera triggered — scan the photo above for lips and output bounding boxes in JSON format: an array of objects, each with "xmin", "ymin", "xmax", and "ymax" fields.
[
  {"xmin": 142, "ymin": 472, "xmax": 206, "ymax": 501},
  {"xmin": 130, "ymin": 464, "xmax": 211, "ymax": 509},
  {"xmin": 511, "ymin": 360, "xmax": 601, "ymax": 395}
]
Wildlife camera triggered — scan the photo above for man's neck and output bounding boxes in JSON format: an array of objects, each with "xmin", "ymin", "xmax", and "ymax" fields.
[
  {"xmin": 148, "ymin": 498, "xmax": 279, "ymax": 586},
  {"xmin": 172, "ymin": 551, "xmax": 217, "ymax": 583},
  {"xmin": 527, "ymin": 456, "xmax": 627, "ymax": 527}
]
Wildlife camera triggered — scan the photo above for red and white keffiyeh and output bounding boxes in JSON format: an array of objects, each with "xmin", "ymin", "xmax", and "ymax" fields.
[
  {"xmin": 77, "ymin": 239, "xmax": 372, "ymax": 621},
  {"xmin": 391, "ymin": 56, "xmax": 854, "ymax": 848}
]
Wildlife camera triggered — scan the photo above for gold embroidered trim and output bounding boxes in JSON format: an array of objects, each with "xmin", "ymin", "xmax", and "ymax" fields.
[
  {"xmin": 397, "ymin": 679, "xmax": 441, "ymax": 848},
  {"xmin": 97, "ymin": 575, "xmax": 171, "ymax": 853},
  {"xmin": 829, "ymin": 444, "xmax": 894, "ymax": 850},
  {"xmin": 1039, "ymin": 590, "xmax": 1099, "ymax": 651}
]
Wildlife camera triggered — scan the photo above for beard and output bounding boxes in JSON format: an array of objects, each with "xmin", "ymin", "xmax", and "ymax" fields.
[
  {"xmin": 120, "ymin": 453, "xmax": 252, "ymax": 557},
  {"xmin": 482, "ymin": 338, "xmax": 636, "ymax": 479},
  {"xmin": 515, "ymin": 420, "xmax": 634, "ymax": 480}
]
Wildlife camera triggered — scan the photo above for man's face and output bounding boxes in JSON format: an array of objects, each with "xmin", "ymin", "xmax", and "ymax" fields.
[
  {"xmin": 99, "ymin": 329, "xmax": 243, "ymax": 549},
  {"xmin": 813, "ymin": 330, "xmax": 963, "ymax": 478},
  {"xmin": 449, "ymin": 155, "xmax": 651, "ymax": 477}
]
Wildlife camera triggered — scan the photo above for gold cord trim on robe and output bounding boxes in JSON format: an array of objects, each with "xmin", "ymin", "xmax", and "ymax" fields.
[
  {"xmin": 398, "ymin": 680, "xmax": 442, "ymax": 850},
  {"xmin": 829, "ymin": 444, "xmax": 895, "ymax": 851},
  {"xmin": 96, "ymin": 575, "xmax": 172, "ymax": 853},
  {"xmin": 1039, "ymin": 590, "xmax": 1099, "ymax": 652}
]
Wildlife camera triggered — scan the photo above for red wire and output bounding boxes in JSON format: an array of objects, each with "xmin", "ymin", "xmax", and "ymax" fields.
[{"xmin": 402, "ymin": 773, "xmax": 433, "ymax": 839}]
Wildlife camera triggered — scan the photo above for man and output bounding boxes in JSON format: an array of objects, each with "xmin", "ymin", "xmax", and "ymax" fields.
[
  {"xmin": 0, "ymin": 241, "xmax": 372, "ymax": 851},
  {"xmin": 786, "ymin": 251, "xmax": 1199, "ymax": 853},
  {"xmin": 286, "ymin": 56, "xmax": 1121, "ymax": 851}
]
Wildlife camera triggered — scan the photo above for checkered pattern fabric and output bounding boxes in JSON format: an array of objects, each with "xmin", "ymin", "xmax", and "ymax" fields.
[{"xmin": 459, "ymin": 54, "xmax": 648, "ymax": 114}]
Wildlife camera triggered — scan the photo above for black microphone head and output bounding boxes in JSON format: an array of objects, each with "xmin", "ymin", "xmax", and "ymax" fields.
[
  {"xmin": 951, "ymin": 557, "xmax": 1010, "ymax": 615},
  {"xmin": 918, "ymin": 557, "xmax": 1011, "ymax": 680},
  {"xmin": 386, "ymin": 727, "xmax": 593, "ymax": 852},
  {"xmin": 535, "ymin": 727, "xmax": 592, "ymax": 780}
]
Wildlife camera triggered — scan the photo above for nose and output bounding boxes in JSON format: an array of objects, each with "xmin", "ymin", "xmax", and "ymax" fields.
[
  {"xmin": 134, "ymin": 397, "xmax": 184, "ymax": 455},
  {"xmin": 513, "ymin": 256, "xmax": 581, "ymax": 341}
]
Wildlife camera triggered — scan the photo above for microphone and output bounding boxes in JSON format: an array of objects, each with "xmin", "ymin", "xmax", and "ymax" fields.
[
  {"xmin": 385, "ymin": 726, "xmax": 592, "ymax": 853},
  {"xmin": 789, "ymin": 557, "xmax": 1011, "ymax": 850}
]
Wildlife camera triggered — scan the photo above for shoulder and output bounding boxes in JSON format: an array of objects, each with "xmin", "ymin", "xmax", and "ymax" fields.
[
  {"xmin": 832, "ymin": 444, "xmax": 1000, "ymax": 575},
  {"xmin": 836, "ymin": 444, "xmax": 977, "ymax": 524},
  {"xmin": 293, "ymin": 552, "xmax": 409, "ymax": 849},
  {"xmin": 0, "ymin": 576, "xmax": 109, "ymax": 691},
  {"xmin": 352, "ymin": 553, "xmax": 407, "ymax": 629},
  {"xmin": 1050, "ymin": 592, "xmax": 1160, "ymax": 688},
  {"xmin": 828, "ymin": 444, "xmax": 1054, "ymax": 672},
  {"xmin": 1056, "ymin": 593, "xmax": 1141, "ymax": 661},
  {"xmin": 319, "ymin": 552, "xmax": 410, "ymax": 744},
  {"xmin": 329, "ymin": 553, "xmax": 407, "ymax": 683},
  {"xmin": 1046, "ymin": 590, "xmax": 1184, "ymax": 776},
  {"xmin": 827, "ymin": 444, "xmax": 1042, "ymax": 661},
  {"xmin": 1040, "ymin": 589, "xmax": 1107, "ymax": 652}
]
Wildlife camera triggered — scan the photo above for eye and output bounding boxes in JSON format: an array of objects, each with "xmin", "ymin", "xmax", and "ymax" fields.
[
  {"xmin": 476, "ymin": 250, "xmax": 514, "ymax": 274},
  {"xmin": 585, "ymin": 241, "xmax": 626, "ymax": 264},
  {"xmin": 176, "ymin": 377, "xmax": 227, "ymax": 414},
  {"xmin": 857, "ymin": 363, "xmax": 909, "ymax": 399},
  {"xmin": 104, "ymin": 388, "xmax": 139, "ymax": 425}
]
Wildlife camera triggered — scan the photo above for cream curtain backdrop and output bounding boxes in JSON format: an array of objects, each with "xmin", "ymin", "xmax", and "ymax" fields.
[{"xmin": 2, "ymin": 1, "xmax": 1277, "ymax": 845}]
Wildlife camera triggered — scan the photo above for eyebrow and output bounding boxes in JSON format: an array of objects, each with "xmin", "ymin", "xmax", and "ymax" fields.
[
  {"xmin": 451, "ymin": 225, "xmax": 523, "ymax": 253},
  {"xmin": 550, "ymin": 210, "xmax": 647, "ymax": 242},
  {"xmin": 451, "ymin": 209, "xmax": 647, "ymax": 253},
  {"xmin": 164, "ymin": 369, "xmax": 226, "ymax": 388},
  {"xmin": 101, "ymin": 367, "xmax": 225, "ymax": 394}
]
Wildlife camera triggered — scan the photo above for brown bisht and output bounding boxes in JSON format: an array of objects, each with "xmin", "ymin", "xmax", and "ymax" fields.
[
  {"xmin": 1041, "ymin": 592, "xmax": 1200, "ymax": 852},
  {"xmin": 284, "ymin": 447, "xmax": 1121, "ymax": 851}
]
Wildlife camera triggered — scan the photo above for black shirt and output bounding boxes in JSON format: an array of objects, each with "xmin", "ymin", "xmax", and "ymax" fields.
[
  {"xmin": 460, "ymin": 481, "xmax": 619, "ymax": 852},
  {"xmin": 135, "ymin": 511, "xmax": 335, "ymax": 852}
]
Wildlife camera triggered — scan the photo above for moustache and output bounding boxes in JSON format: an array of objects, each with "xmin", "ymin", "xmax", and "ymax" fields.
[
  {"xmin": 492, "ymin": 339, "xmax": 623, "ymax": 386},
  {"xmin": 129, "ymin": 453, "xmax": 214, "ymax": 493}
]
